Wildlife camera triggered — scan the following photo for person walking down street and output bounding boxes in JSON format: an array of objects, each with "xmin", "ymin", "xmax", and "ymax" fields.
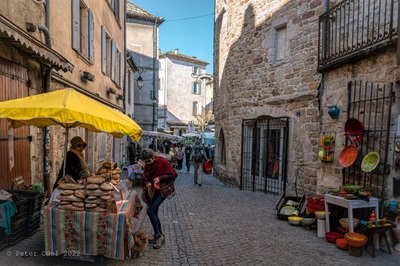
[
  {"xmin": 141, "ymin": 148, "xmax": 178, "ymax": 249},
  {"xmin": 184, "ymin": 144, "xmax": 193, "ymax": 172},
  {"xmin": 128, "ymin": 141, "xmax": 136, "ymax": 165},
  {"xmin": 190, "ymin": 141, "xmax": 208, "ymax": 186},
  {"xmin": 175, "ymin": 146, "xmax": 184, "ymax": 172}
]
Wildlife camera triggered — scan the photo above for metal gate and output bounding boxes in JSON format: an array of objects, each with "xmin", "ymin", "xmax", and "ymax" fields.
[
  {"xmin": 344, "ymin": 81, "xmax": 394, "ymax": 217},
  {"xmin": 241, "ymin": 116, "xmax": 289, "ymax": 195}
]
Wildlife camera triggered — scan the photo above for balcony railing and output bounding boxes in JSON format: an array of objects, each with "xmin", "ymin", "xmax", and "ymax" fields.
[{"xmin": 318, "ymin": 0, "xmax": 398, "ymax": 69}]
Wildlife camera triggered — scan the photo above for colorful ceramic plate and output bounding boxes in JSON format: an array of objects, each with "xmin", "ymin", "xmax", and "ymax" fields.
[
  {"xmin": 361, "ymin": 152, "xmax": 380, "ymax": 173},
  {"xmin": 338, "ymin": 145, "xmax": 358, "ymax": 168},
  {"xmin": 345, "ymin": 118, "xmax": 365, "ymax": 144}
]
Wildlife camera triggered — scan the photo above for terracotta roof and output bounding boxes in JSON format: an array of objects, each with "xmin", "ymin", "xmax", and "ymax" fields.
[
  {"xmin": 126, "ymin": 1, "xmax": 164, "ymax": 24},
  {"xmin": 160, "ymin": 51, "xmax": 209, "ymax": 66}
]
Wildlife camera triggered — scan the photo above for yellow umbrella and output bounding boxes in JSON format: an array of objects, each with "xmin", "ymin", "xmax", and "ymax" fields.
[
  {"xmin": 0, "ymin": 88, "xmax": 142, "ymax": 141},
  {"xmin": 0, "ymin": 88, "xmax": 142, "ymax": 177}
]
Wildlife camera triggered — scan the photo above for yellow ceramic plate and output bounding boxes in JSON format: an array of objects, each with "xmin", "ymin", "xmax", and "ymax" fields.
[{"xmin": 361, "ymin": 152, "xmax": 380, "ymax": 172}]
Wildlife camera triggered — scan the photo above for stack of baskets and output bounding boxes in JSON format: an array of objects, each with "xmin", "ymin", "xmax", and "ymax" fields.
[{"xmin": 4, "ymin": 189, "xmax": 45, "ymax": 245}]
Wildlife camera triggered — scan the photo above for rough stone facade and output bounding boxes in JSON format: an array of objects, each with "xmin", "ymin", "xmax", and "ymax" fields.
[
  {"xmin": 214, "ymin": 0, "xmax": 323, "ymax": 196},
  {"xmin": 214, "ymin": 0, "xmax": 400, "ymax": 203}
]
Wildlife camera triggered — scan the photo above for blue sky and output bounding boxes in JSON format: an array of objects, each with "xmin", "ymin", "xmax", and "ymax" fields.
[{"xmin": 131, "ymin": 0, "xmax": 215, "ymax": 73}]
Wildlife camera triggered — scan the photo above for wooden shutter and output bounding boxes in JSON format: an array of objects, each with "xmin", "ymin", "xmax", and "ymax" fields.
[
  {"xmin": 88, "ymin": 9, "xmax": 94, "ymax": 63},
  {"xmin": 119, "ymin": 52, "xmax": 123, "ymax": 86},
  {"xmin": 111, "ymin": 40, "xmax": 116, "ymax": 81},
  {"xmin": 72, "ymin": 0, "xmax": 80, "ymax": 51},
  {"xmin": 101, "ymin": 26, "xmax": 106, "ymax": 74},
  {"xmin": 198, "ymin": 82, "xmax": 202, "ymax": 94},
  {"xmin": 192, "ymin": 82, "xmax": 196, "ymax": 94},
  {"xmin": 114, "ymin": 0, "xmax": 120, "ymax": 21}
]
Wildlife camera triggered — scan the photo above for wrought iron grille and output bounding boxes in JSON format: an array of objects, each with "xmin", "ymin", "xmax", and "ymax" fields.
[
  {"xmin": 344, "ymin": 81, "xmax": 394, "ymax": 217},
  {"xmin": 318, "ymin": 0, "xmax": 398, "ymax": 68},
  {"xmin": 240, "ymin": 116, "xmax": 289, "ymax": 195}
]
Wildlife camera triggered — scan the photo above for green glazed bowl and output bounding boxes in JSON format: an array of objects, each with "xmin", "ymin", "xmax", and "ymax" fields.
[{"xmin": 341, "ymin": 185, "xmax": 363, "ymax": 195}]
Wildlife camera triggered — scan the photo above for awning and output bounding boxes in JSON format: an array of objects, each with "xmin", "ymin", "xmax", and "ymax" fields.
[{"xmin": 0, "ymin": 15, "xmax": 74, "ymax": 73}]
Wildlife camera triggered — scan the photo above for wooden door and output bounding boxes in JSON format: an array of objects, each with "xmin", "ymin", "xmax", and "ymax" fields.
[{"xmin": 0, "ymin": 58, "xmax": 31, "ymax": 189}]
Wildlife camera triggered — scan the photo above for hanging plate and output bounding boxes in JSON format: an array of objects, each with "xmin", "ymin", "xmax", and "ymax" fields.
[
  {"xmin": 338, "ymin": 145, "xmax": 358, "ymax": 168},
  {"xmin": 361, "ymin": 152, "xmax": 380, "ymax": 173},
  {"xmin": 344, "ymin": 118, "xmax": 365, "ymax": 144}
]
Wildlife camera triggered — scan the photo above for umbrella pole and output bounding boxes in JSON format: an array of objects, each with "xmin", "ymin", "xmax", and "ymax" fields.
[{"xmin": 63, "ymin": 129, "xmax": 69, "ymax": 178}]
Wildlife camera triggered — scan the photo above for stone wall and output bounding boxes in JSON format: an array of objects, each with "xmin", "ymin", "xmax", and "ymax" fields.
[{"xmin": 214, "ymin": 0, "xmax": 323, "ymax": 195}]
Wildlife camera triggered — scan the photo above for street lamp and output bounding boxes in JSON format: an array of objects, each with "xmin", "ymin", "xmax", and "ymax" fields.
[
  {"xmin": 136, "ymin": 67, "xmax": 144, "ymax": 89},
  {"xmin": 137, "ymin": 75, "xmax": 143, "ymax": 89}
]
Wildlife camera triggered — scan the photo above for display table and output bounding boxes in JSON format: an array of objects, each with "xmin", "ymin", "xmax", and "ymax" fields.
[
  {"xmin": 43, "ymin": 190, "xmax": 142, "ymax": 260},
  {"xmin": 324, "ymin": 194, "xmax": 379, "ymax": 233}
]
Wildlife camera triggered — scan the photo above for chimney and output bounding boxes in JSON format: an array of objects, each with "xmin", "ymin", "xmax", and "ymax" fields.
[{"xmin": 174, "ymin": 48, "xmax": 179, "ymax": 54}]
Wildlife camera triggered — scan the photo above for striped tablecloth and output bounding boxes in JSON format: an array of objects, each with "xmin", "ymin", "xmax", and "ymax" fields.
[{"xmin": 43, "ymin": 190, "xmax": 142, "ymax": 260}]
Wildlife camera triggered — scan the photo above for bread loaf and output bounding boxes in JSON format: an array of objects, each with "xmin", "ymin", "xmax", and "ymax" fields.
[
  {"xmin": 100, "ymin": 195, "xmax": 111, "ymax": 200},
  {"xmin": 58, "ymin": 201, "xmax": 70, "ymax": 205},
  {"xmin": 100, "ymin": 182, "xmax": 113, "ymax": 191},
  {"xmin": 87, "ymin": 177, "xmax": 106, "ymax": 184},
  {"xmin": 111, "ymin": 179, "xmax": 118, "ymax": 185},
  {"xmin": 102, "ymin": 162, "xmax": 112, "ymax": 169},
  {"xmin": 114, "ymin": 167, "xmax": 122, "ymax": 173},
  {"xmin": 86, "ymin": 188, "xmax": 111, "ymax": 196},
  {"xmin": 57, "ymin": 195, "xmax": 84, "ymax": 202},
  {"xmin": 86, "ymin": 183, "xmax": 99, "ymax": 190},
  {"xmin": 60, "ymin": 190, "xmax": 75, "ymax": 196},
  {"xmin": 85, "ymin": 198, "xmax": 107, "ymax": 205},
  {"xmin": 96, "ymin": 167, "xmax": 108, "ymax": 175},
  {"xmin": 74, "ymin": 190, "xmax": 87, "ymax": 199},
  {"xmin": 111, "ymin": 174, "xmax": 120, "ymax": 180},
  {"xmin": 85, "ymin": 203, "xmax": 98, "ymax": 209},
  {"xmin": 72, "ymin": 201, "xmax": 85, "ymax": 207},
  {"xmin": 87, "ymin": 195, "xmax": 97, "ymax": 200},
  {"xmin": 59, "ymin": 183, "xmax": 85, "ymax": 190}
]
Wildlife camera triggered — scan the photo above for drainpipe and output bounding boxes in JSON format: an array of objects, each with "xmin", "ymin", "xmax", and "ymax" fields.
[
  {"xmin": 38, "ymin": 1, "xmax": 52, "ymax": 194},
  {"xmin": 152, "ymin": 19, "xmax": 158, "ymax": 131}
]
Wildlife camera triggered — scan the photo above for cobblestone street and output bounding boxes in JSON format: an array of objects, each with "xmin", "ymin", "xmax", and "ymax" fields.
[{"xmin": 1, "ymin": 169, "xmax": 400, "ymax": 266}]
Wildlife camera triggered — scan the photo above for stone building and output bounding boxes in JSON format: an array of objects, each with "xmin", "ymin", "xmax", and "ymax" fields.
[
  {"xmin": 158, "ymin": 49, "xmax": 211, "ymax": 134},
  {"xmin": 214, "ymin": 0, "xmax": 400, "ymax": 208},
  {"xmin": 126, "ymin": 2, "xmax": 164, "ymax": 131},
  {"xmin": 0, "ymin": 0, "xmax": 126, "ymax": 191}
]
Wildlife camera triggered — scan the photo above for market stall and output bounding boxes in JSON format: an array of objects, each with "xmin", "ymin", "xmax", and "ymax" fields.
[{"xmin": 43, "ymin": 190, "xmax": 142, "ymax": 260}]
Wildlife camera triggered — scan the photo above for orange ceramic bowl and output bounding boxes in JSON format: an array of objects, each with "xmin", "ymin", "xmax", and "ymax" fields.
[
  {"xmin": 345, "ymin": 232, "xmax": 368, "ymax": 247},
  {"xmin": 336, "ymin": 238, "xmax": 348, "ymax": 250}
]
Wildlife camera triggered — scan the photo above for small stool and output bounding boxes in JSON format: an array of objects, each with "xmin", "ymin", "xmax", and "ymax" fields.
[{"xmin": 364, "ymin": 229, "xmax": 392, "ymax": 258}]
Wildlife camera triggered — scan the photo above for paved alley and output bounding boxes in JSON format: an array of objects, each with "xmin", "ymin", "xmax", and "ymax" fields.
[{"xmin": 1, "ymin": 169, "xmax": 400, "ymax": 266}]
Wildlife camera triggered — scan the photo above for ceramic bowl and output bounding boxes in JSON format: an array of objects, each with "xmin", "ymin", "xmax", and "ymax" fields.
[
  {"xmin": 345, "ymin": 232, "xmax": 368, "ymax": 247},
  {"xmin": 288, "ymin": 216, "xmax": 302, "ymax": 225},
  {"xmin": 301, "ymin": 218, "xmax": 316, "ymax": 226},
  {"xmin": 315, "ymin": 211, "xmax": 329, "ymax": 220},
  {"xmin": 339, "ymin": 218, "xmax": 359, "ymax": 230},
  {"xmin": 338, "ymin": 145, "xmax": 358, "ymax": 168},
  {"xmin": 341, "ymin": 185, "xmax": 363, "ymax": 195},
  {"xmin": 344, "ymin": 118, "xmax": 365, "ymax": 143},
  {"xmin": 336, "ymin": 238, "xmax": 348, "ymax": 250},
  {"xmin": 326, "ymin": 232, "xmax": 342, "ymax": 243}
]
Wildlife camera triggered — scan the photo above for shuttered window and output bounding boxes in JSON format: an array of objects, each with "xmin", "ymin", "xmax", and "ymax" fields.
[
  {"xmin": 192, "ymin": 101, "xmax": 198, "ymax": 116},
  {"xmin": 101, "ymin": 25, "xmax": 122, "ymax": 87},
  {"xmin": 71, "ymin": 0, "xmax": 94, "ymax": 63}
]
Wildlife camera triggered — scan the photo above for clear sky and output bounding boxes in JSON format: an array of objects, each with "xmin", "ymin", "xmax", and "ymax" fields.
[{"xmin": 131, "ymin": 0, "xmax": 215, "ymax": 73}]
